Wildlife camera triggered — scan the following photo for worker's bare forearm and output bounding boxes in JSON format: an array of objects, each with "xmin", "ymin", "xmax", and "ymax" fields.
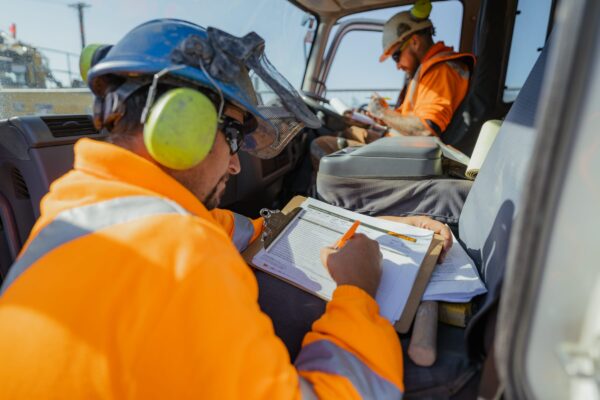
[{"xmin": 381, "ymin": 110, "xmax": 433, "ymax": 136}]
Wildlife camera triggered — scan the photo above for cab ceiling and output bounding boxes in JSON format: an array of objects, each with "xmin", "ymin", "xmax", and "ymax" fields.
[{"xmin": 293, "ymin": 0, "xmax": 417, "ymax": 18}]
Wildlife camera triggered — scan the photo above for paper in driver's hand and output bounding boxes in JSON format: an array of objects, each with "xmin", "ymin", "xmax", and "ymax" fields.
[
  {"xmin": 252, "ymin": 198, "xmax": 435, "ymax": 324},
  {"xmin": 328, "ymin": 98, "xmax": 377, "ymax": 126}
]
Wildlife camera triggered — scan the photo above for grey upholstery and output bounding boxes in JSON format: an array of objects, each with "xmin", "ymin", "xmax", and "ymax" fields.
[
  {"xmin": 316, "ymin": 135, "xmax": 471, "ymax": 227},
  {"xmin": 0, "ymin": 115, "xmax": 104, "ymax": 279},
  {"xmin": 319, "ymin": 137, "xmax": 444, "ymax": 178},
  {"xmin": 316, "ymin": 175, "xmax": 472, "ymax": 226},
  {"xmin": 461, "ymin": 38, "xmax": 550, "ymax": 357}
]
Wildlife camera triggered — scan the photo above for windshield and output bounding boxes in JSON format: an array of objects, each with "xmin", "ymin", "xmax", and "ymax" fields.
[{"xmin": 0, "ymin": 0, "xmax": 314, "ymax": 118}]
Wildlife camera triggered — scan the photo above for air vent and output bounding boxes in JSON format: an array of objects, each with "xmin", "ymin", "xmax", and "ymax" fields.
[
  {"xmin": 41, "ymin": 115, "xmax": 97, "ymax": 138},
  {"xmin": 10, "ymin": 168, "xmax": 30, "ymax": 199}
]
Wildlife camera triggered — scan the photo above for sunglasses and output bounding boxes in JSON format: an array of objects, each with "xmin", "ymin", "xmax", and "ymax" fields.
[
  {"xmin": 391, "ymin": 37, "xmax": 412, "ymax": 63},
  {"xmin": 219, "ymin": 116, "xmax": 245, "ymax": 155}
]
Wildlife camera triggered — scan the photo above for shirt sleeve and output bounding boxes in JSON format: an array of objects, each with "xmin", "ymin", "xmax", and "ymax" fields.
[
  {"xmin": 209, "ymin": 208, "xmax": 263, "ymax": 251},
  {"xmin": 411, "ymin": 62, "xmax": 469, "ymax": 133},
  {"xmin": 296, "ymin": 286, "xmax": 405, "ymax": 398},
  {"xmin": 132, "ymin": 224, "xmax": 404, "ymax": 399}
]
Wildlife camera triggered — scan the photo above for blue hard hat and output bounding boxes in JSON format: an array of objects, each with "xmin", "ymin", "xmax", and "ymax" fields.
[
  {"xmin": 87, "ymin": 18, "xmax": 320, "ymax": 159},
  {"xmin": 87, "ymin": 18, "xmax": 260, "ymax": 121}
]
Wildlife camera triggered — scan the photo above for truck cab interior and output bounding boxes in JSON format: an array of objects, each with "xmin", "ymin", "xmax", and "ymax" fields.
[{"xmin": 1, "ymin": 0, "xmax": 599, "ymax": 398}]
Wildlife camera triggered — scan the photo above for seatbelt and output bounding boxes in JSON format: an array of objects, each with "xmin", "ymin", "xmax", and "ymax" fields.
[
  {"xmin": 478, "ymin": 345, "xmax": 504, "ymax": 399},
  {"xmin": 477, "ymin": 304, "xmax": 504, "ymax": 399}
]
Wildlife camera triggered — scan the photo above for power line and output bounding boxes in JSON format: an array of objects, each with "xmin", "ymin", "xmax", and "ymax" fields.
[{"xmin": 69, "ymin": 2, "xmax": 91, "ymax": 49}]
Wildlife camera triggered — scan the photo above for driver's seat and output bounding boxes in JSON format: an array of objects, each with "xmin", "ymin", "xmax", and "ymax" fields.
[{"xmin": 439, "ymin": 0, "xmax": 509, "ymax": 155}]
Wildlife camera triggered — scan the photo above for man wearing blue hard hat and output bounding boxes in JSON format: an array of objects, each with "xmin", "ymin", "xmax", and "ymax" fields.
[{"xmin": 0, "ymin": 19, "xmax": 451, "ymax": 398}]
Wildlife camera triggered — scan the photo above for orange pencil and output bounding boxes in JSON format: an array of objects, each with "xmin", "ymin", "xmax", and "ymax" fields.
[
  {"xmin": 387, "ymin": 230, "xmax": 417, "ymax": 243},
  {"xmin": 335, "ymin": 220, "xmax": 361, "ymax": 249}
]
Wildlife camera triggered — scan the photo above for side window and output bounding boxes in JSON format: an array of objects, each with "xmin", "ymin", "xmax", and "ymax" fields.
[
  {"xmin": 324, "ymin": 1, "xmax": 463, "ymax": 108},
  {"xmin": 503, "ymin": 0, "xmax": 553, "ymax": 102}
]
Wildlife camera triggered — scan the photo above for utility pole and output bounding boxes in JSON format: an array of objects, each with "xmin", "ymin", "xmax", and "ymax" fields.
[{"xmin": 69, "ymin": 2, "xmax": 91, "ymax": 49}]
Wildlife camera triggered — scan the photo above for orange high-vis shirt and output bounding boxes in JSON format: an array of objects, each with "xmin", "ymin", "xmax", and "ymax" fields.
[
  {"xmin": 397, "ymin": 42, "xmax": 475, "ymax": 135},
  {"xmin": 0, "ymin": 138, "xmax": 404, "ymax": 399}
]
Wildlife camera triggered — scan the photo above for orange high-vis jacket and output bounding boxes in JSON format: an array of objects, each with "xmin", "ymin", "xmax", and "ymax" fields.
[
  {"xmin": 397, "ymin": 42, "xmax": 475, "ymax": 135},
  {"xmin": 0, "ymin": 138, "xmax": 404, "ymax": 399}
]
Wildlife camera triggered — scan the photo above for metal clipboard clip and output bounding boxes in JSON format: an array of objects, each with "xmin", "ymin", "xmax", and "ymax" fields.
[{"xmin": 259, "ymin": 207, "xmax": 302, "ymax": 249}]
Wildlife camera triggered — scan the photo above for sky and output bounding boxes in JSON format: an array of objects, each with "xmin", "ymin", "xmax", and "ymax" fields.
[
  {"xmin": 0, "ymin": 0, "xmax": 310, "ymax": 87},
  {"xmin": 0, "ymin": 0, "xmax": 552, "ymax": 106}
]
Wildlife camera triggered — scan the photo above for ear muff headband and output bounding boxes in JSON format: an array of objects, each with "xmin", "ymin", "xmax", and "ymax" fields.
[{"xmin": 144, "ymin": 88, "xmax": 218, "ymax": 170}]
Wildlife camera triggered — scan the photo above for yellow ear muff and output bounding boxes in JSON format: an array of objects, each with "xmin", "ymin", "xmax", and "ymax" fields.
[
  {"xmin": 79, "ymin": 43, "xmax": 105, "ymax": 82},
  {"xmin": 144, "ymin": 88, "xmax": 218, "ymax": 170}
]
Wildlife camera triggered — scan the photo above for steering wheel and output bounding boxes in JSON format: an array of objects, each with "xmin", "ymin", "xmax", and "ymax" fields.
[
  {"xmin": 302, "ymin": 92, "xmax": 346, "ymax": 124},
  {"xmin": 301, "ymin": 91, "xmax": 330, "ymax": 104},
  {"xmin": 301, "ymin": 91, "xmax": 352, "ymax": 131},
  {"xmin": 357, "ymin": 103, "xmax": 369, "ymax": 113}
]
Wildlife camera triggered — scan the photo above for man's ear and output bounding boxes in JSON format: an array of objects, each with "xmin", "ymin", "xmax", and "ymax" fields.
[{"xmin": 411, "ymin": 35, "xmax": 421, "ymax": 51}]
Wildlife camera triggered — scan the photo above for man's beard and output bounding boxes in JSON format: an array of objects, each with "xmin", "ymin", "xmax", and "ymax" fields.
[{"xmin": 203, "ymin": 174, "xmax": 230, "ymax": 210}]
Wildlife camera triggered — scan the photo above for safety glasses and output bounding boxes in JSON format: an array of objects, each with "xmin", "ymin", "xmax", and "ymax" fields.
[
  {"xmin": 391, "ymin": 37, "xmax": 412, "ymax": 63},
  {"xmin": 219, "ymin": 116, "xmax": 245, "ymax": 155}
]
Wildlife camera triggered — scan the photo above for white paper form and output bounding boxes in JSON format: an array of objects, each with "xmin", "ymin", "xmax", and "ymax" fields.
[
  {"xmin": 422, "ymin": 233, "xmax": 487, "ymax": 302},
  {"xmin": 252, "ymin": 198, "xmax": 434, "ymax": 323},
  {"xmin": 252, "ymin": 208, "xmax": 339, "ymax": 301}
]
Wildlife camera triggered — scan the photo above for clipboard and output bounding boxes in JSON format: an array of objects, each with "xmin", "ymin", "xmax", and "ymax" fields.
[{"xmin": 243, "ymin": 196, "xmax": 444, "ymax": 333}]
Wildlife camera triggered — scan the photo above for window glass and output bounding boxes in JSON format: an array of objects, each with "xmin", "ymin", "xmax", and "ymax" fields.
[
  {"xmin": 325, "ymin": 1, "xmax": 463, "ymax": 108},
  {"xmin": 0, "ymin": 0, "xmax": 313, "ymax": 117},
  {"xmin": 503, "ymin": 0, "xmax": 553, "ymax": 102}
]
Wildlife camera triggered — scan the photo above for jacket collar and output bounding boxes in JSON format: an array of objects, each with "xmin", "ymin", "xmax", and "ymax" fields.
[
  {"xmin": 74, "ymin": 138, "xmax": 212, "ymax": 219},
  {"xmin": 422, "ymin": 41, "xmax": 453, "ymax": 64}
]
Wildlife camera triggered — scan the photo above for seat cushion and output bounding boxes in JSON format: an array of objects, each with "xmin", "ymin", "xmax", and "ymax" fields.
[{"xmin": 317, "ymin": 174, "xmax": 473, "ymax": 227}]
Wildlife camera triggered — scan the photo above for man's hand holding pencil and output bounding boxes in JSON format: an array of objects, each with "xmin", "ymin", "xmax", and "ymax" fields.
[{"xmin": 320, "ymin": 221, "xmax": 383, "ymax": 299}]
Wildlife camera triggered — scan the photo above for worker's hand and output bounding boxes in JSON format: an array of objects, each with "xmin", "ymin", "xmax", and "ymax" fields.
[
  {"xmin": 378, "ymin": 216, "xmax": 453, "ymax": 263},
  {"xmin": 320, "ymin": 233, "xmax": 383, "ymax": 298},
  {"xmin": 367, "ymin": 94, "xmax": 388, "ymax": 120},
  {"xmin": 365, "ymin": 111, "xmax": 387, "ymax": 126}
]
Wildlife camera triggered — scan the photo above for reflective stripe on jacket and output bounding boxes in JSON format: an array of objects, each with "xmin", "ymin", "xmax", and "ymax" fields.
[
  {"xmin": 0, "ymin": 138, "xmax": 404, "ymax": 399},
  {"xmin": 397, "ymin": 41, "xmax": 475, "ymax": 134}
]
